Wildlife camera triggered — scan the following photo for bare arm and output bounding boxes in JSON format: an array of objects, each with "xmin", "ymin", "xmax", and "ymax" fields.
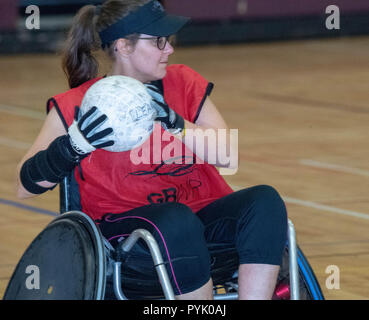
[
  {"xmin": 180, "ymin": 97, "xmax": 239, "ymax": 169},
  {"xmin": 16, "ymin": 105, "xmax": 115, "ymax": 200},
  {"xmin": 15, "ymin": 107, "xmax": 67, "ymax": 199}
]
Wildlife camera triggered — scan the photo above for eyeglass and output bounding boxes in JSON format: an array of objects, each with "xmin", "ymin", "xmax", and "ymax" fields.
[{"xmin": 137, "ymin": 36, "xmax": 174, "ymax": 50}]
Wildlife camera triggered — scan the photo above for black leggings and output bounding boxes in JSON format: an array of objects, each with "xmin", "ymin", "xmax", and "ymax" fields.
[{"xmin": 97, "ymin": 185, "xmax": 288, "ymax": 297}]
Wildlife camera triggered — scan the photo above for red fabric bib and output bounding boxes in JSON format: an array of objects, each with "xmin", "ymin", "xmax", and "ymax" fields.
[{"xmin": 48, "ymin": 65, "xmax": 233, "ymax": 220}]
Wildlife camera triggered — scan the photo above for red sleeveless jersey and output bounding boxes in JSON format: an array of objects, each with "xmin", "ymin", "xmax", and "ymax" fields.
[{"xmin": 47, "ymin": 64, "xmax": 233, "ymax": 220}]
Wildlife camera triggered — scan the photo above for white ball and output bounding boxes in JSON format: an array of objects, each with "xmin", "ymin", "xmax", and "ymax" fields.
[{"xmin": 80, "ymin": 75, "xmax": 156, "ymax": 152}]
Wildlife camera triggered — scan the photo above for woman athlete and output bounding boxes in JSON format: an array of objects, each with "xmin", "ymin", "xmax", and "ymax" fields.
[{"xmin": 16, "ymin": 0, "xmax": 287, "ymax": 300}]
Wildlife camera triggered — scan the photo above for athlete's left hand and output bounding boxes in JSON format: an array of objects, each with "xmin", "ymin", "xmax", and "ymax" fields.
[{"xmin": 145, "ymin": 84, "xmax": 185, "ymax": 135}]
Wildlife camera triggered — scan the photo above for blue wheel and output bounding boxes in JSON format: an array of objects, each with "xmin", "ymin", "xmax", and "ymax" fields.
[{"xmin": 273, "ymin": 244, "xmax": 325, "ymax": 300}]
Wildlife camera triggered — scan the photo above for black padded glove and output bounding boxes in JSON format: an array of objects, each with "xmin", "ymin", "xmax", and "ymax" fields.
[
  {"xmin": 145, "ymin": 84, "xmax": 185, "ymax": 135},
  {"xmin": 20, "ymin": 106, "xmax": 114, "ymax": 194}
]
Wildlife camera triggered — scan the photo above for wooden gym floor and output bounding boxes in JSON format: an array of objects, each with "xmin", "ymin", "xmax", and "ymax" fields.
[{"xmin": 0, "ymin": 35, "xmax": 368, "ymax": 299}]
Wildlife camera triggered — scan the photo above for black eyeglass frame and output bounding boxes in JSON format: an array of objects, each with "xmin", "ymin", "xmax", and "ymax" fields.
[{"xmin": 137, "ymin": 36, "xmax": 174, "ymax": 50}]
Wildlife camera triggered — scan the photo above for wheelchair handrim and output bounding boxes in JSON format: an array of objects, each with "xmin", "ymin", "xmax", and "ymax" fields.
[{"xmin": 297, "ymin": 247, "xmax": 324, "ymax": 300}]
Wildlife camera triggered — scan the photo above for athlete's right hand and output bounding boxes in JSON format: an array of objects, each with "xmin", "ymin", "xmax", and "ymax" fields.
[
  {"xmin": 68, "ymin": 106, "xmax": 114, "ymax": 156},
  {"xmin": 19, "ymin": 106, "xmax": 115, "ymax": 195}
]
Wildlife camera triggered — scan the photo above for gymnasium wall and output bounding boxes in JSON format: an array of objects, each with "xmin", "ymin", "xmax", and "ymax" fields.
[
  {"xmin": 1, "ymin": 0, "xmax": 369, "ymax": 53},
  {"xmin": 164, "ymin": 0, "xmax": 369, "ymax": 45},
  {"xmin": 164, "ymin": 0, "xmax": 369, "ymax": 20},
  {"xmin": 0, "ymin": 0, "xmax": 19, "ymax": 31}
]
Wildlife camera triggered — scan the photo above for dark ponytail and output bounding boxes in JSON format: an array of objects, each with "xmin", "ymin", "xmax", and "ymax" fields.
[
  {"xmin": 62, "ymin": 5, "xmax": 100, "ymax": 89},
  {"xmin": 62, "ymin": 0, "xmax": 151, "ymax": 89}
]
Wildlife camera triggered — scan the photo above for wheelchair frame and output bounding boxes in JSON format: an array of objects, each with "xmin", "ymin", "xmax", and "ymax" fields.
[
  {"xmin": 116, "ymin": 219, "xmax": 300, "ymax": 300},
  {"xmin": 60, "ymin": 175, "xmax": 308, "ymax": 300}
]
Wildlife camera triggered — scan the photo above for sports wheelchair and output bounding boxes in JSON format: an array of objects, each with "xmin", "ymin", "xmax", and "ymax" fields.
[{"xmin": 3, "ymin": 174, "xmax": 324, "ymax": 300}]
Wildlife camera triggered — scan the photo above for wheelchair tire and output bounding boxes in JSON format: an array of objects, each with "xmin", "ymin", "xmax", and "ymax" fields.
[
  {"xmin": 274, "ymin": 245, "xmax": 325, "ymax": 300},
  {"xmin": 3, "ymin": 211, "xmax": 106, "ymax": 300}
]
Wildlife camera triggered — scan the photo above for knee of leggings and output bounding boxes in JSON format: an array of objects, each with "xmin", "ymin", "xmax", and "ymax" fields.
[
  {"xmin": 250, "ymin": 185, "xmax": 287, "ymax": 222},
  {"xmin": 155, "ymin": 202, "xmax": 205, "ymax": 237},
  {"xmin": 236, "ymin": 185, "xmax": 288, "ymax": 265},
  {"xmin": 240, "ymin": 185, "xmax": 288, "ymax": 246}
]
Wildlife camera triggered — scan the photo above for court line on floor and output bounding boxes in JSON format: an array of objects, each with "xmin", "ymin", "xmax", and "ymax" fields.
[
  {"xmin": 0, "ymin": 103, "xmax": 42, "ymax": 150},
  {"xmin": 0, "ymin": 198, "xmax": 57, "ymax": 217},
  {"xmin": 1, "ymin": 155, "xmax": 368, "ymax": 220},
  {"xmin": 2, "ymin": 187, "xmax": 369, "ymax": 221},
  {"xmin": 300, "ymin": 159, "xmax": 369, "ymax": 178},
  {"xmin": 282, "ymin": 196, "xmax": 369, "ymax": 221},
  {"xmin": 230, "ymin": 184, "xmax": 369, "ymax": 221},
  {"xmin": 0, "ymin": 104, "xmax": 45, "ymax": 120}
]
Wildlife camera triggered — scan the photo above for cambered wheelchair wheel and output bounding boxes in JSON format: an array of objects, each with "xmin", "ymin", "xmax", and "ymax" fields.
[
  {"xmin": 3, "ymin": 211, "xmax": 106, "ymax": 300},
  {"xmin": 211, "ymin": 244, "xmax": 324, "ymax": 300},
  {"xmin": 273, "ymin": 245, "xmax": 324, "ymax": 300}
]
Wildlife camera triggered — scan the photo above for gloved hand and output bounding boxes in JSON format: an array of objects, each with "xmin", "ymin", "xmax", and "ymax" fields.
[
  {"xmin": 19, "ymin": 106, "xmax": 115, "ymax": 194},
  {"xmin": 68, "ymin": 106, "xmax": 114, "ymax": 156},
  {"xmin": 145, "ymin": 84, "xmax": 185, "ymax": 135}
]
